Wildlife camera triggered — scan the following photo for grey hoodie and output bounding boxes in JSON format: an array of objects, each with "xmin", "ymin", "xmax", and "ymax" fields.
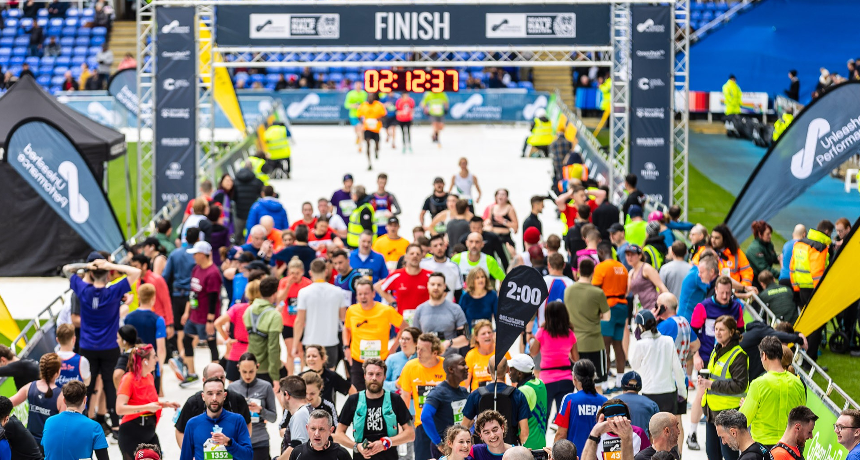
[{"xmin": 228, "ymin": 378, "xmax": 277, "ymax": 448}]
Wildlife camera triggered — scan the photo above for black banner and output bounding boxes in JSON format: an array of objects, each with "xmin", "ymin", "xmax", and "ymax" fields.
[
  {"xmin": 629, "ymin": 5, "xmax": 672, "ymax": 204},
  {"xmin": 495, "ymin": 266, "xmax": 548, "ymax": 368},
  {"xmin": 727, "ymin": 82, "xmax": 860, "ymax": 241},
  {"xmin": 216, "ymin": 4, "xmax": 611, "ymax": 47},
  {"xmin": 155, "ymin": 7, "xmax": 196, "ymax": 211}
]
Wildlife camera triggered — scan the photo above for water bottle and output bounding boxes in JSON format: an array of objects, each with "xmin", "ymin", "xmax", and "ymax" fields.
[{"xmin": 293, "ymin": 357, "xmax": 302, "ymax": 375}]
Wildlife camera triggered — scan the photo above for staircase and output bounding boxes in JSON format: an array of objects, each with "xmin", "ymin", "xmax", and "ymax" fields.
[
  {"xmin": 533, "ymin": 65, "xmax": 575, "ymax": 108},
  {"xmin": 108, "ymin": 21, "xmax": 137, "ymax": 73}
]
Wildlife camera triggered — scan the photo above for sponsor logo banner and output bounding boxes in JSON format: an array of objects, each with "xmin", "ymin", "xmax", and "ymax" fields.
[
  {"xmin": 155, "ymin": 7, "xmax": 196, "ymax": 212},
  {"xmin": 216, "ymin": 4, "xmax": 610, "ymax": 47},
  {"xmin": 6, "ymin": 120, "xmax": 124, "ymax": 251},
  {"xmin": 629, "ymin": 5, "xmax": 672, "ymax": 205},
  {"xmin": 495, "ymin": 266, "xmax": 548, "ymax": 368},
  {"xmin": 726, "ymin": 82, "xmax": 860, "ymax": 241}
]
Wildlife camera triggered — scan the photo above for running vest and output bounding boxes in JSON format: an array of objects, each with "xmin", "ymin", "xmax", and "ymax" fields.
[
  {"xmin": 247, "ymin": 306, "xmax": 276, "ymax": 340},
  {"xmin": 347, "ymin": 203, "xmax": 377, "ymax": 248},
  {"xmin": 457, "ymin": 252, "xmax": 489, "ymax": 283},
  {"xmin": 264, "ymin": 124, "xmax": 291, "ymax": 159},
  {"xmin": 521, "ymin": 378, "xmax": 548, "ymax": 449},
  {"xmin": 372, "ymin": 193, "xmax": 393, "ymax": 228},
  {"xmin": 353, "ymin": 391, "xmax": 398, "ymax": 442},
  {"xmin": 27, "ymin": 383, "xmax": 60, "ymax": 442},
  {"xmin": 527, "ymin": 118, "xmax": 554, "ymax": 147},
  {"xmin": 533, "ymin": 277, "xmax": 570, "ymax": 336},
  {"xmin": 57, "ymin": 354, "xmax": 83, "ymax": 387},
  {"xmin": 702, "ymin": 344, "xmax": 747, "ymax": 411}
]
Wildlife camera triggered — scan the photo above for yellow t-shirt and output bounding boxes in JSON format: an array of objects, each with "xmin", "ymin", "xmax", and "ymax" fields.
[
  {"xmin": 372, "ymin": 235, "xmax": 411, "ymax": 263},
  {"xmin": 464, "ymin": 348, "xmax": 511, "ymax": 391},
  {"xmin": 397, "ymin": 357, "xmax": 445, "ymax": 426},
  {"xmin": 344, "ymin": 302, "xmax": 404, "ymax": 362},
  {"xmin": 357, "ymin": 101, "xmax": 387, "ymax": 133}
]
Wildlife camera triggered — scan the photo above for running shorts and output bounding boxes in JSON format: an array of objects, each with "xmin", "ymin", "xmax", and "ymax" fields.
[
  {"xmin": 600, "ymin": 305, "xmax": 628, "ymax": 341},
  {"xmin": 364, "ymin": 131, "xmax": 380, "ymax": 142}
]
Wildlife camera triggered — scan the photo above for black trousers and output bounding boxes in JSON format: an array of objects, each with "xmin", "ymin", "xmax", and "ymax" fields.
[
  {"xmin": 118, "ymin": 417, "xmax": 159, "ymax": 460},
  {"xmin": 81, "ymin": 347, "xmax": 121, "ymax": 427},
  {"xmin": 167, "ymin": 294, "xmax": 188, "ymax": 360}
]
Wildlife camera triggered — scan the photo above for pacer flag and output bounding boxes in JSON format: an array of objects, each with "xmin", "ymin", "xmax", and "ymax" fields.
[
  {"xmin": 6, "ymin": 121, "xmax": 124, "ymax": 251},
  {"xmin": 794, "ymin": 216, "xmax": 860, "ymax": 336},
  {"xmin": 496, "ymin": 266, "xmax": 548, "ymax": 368},
  {"xmin": 726, "ymin": 82, "xmax": 860, "ymax": 241}
]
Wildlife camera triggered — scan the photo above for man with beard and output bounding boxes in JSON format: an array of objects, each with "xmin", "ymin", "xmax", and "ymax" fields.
[
  {"xmin": 180, "ymin": 378, "xmax": 253, "ymax": 460},
  {"xmin": 421, "ymin": 354, "xmax": 470, "ymax": 458},
  {"xmin": 289, "ymin": 410, "xmax": 351, "ymax": 460},
  {"xmin": 334, "ymin": 358, "xmax": 415, "ymax": 460},
  {"xmin": 175, "ymin": 363, "xmax": 252, "ymax": 447},
  {"xmin": 715, "ymin": 410, "xmax": 771, "ymax": 460},
  {"xmin": 770, "ymin": 406, "xmax": 818, "ymax": 460},
  {"xmin": 420, "ymin": 233, "xmax": 463, "ymax": 302}
]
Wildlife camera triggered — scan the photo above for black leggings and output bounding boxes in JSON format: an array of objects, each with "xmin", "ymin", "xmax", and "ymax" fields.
[
  {"xmin": 399, "ymin": 120, "xmax": 412, "ymax": 145},
  {"xmin": 253, "ymin": 445, "xmax": 271, "ymax": 460},
  {"xmin": 183, "ymin": 333, "xmax": 219, "ymax": 363},
  {"xmin": 81, "ymin": 347, "xmax": 121, "ymax": 427},
  {"xmin": 167, "ymin": 295, "xmax": 188, "ymax": 360},
  {"xmin": 118, "ymin": 417, "xmax": 159, "ymax": 460},
  {"xmin": 544, "ymin": 379, "xmax": 574, "ymax": 420}
]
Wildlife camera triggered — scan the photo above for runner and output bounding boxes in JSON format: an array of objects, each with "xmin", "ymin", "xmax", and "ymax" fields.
[
  {"xmin": 291, "ymin": 259, "xmax": 349, "ymax": 368},
  {"xmin": 179, "ymin": 377, "xmax": 253, "ymax": 460},
  {"xmin": 10, "ymin": 353, "xmax": 62, "ymax": 446},
  {"xmin": 396, "ymin": 92, "xmax": 415, "ymax": 153},
  {"xmin": 300, "ymin": 372, "xmax": 338, "ymax": 424},
  {"xmin": 421, "ymin": 91, "xmax": 449, "ymax": 147},
  {"xmin": 349, "ymin": 231, "xmax": 389, "ymax": 287},
  {"xmin": 344, "ymin": 81, "xmax": 368, "ymax": 152},
  {"xmin": 332, "ymin": 249, "xmax": 362, "ymax": 305},
  {"xmin": 288, "ymin": 409, "xmax": 351, "ymax": 460},
  {"xmin": 330, "ymin": 175, "xmax": 356, "ymax": 224},
  {"xmin": 357, "ymin": 92, "xmax": 387, "ymax": 170},
  {"xmin": 55, "ymin": 322, "xmax": 91, "ymax": 387},
  {"xmin": 420, "ymin": 234, "xmax": 463, "ymax": 302},
  {"xmin": 277, "ymin": 257, "xmax": 312, "ymax": 376},
  {"xmin": 484, "ymin": 189, "xmax": 518, "ymax": 254},
  {"xmin": 380, "ymin": 92, "xmax": 398, "ymax": 149},
  {"xmin": 451, "ymin": 233, "xmax": 506, "ymax": 286},
  {"xmin": 398, "ymin": 334, "xmax": 447, "ymax": 460},
  {"xmin": 41, "ymin": 380, "xmax": 109, "ymax": 460},
  {"xmin": 420, "ymin": 177, "xmax": 451, "ymax": 226},
  {"xmin": 463, "ymin": 320, "xmax": 498, "ymax": 391},
  {"xmin": 371, "ymin": 173, "xmax": 402, "ymax": 237},
  {"xmin": 375, "ymin": 244, "xmax": 433, "ymax": 322},
  {"xmin": 593, "ymin": 242, "xmax": 629, "ymax": 390},
  {"xmin": 412, "ymin": 274, "xmax": 469, "ymax": 352},
  {"xmin": 181, "ymin": 241, "xmax": 222, "ymax": 385},
  {"xmin": 449, "ymin": 157, "xmax": 482, "ymax": 211},
  {"xmin": 227, "ymin": 353, "xmax": 278, "ymax": 460},
  {"xmin": 383, "ymin": 327, "xmax": 420, "ymax": 394},
  {"xmin": 243, "ymin": 276, "xmax": 284, "ymax": 388},
  {"xmin": 124, "ymin": 284, "xmax": 168, "ymax": 392},
  {"xmin": 301, "ymin": 345, "xmax": 356, "ymax": 407},
  {"xmin": 373, "ymin": 217, "xmax": 410, "ymax": 270},
  {"xmin": 421, "ymin": 354, "xmax": 470, "ymax": 458},
  {"xmin": 214, "ymin": 280, "xmax": 259, "ymax": 383}
]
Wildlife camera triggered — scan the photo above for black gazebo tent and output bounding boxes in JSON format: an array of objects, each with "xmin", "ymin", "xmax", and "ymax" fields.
[{"xmin": 0, "ymin": 75, "xmax": 127, "ymax": 276}]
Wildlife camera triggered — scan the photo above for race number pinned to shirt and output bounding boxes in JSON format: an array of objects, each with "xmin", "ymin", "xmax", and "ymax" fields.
[
  {"xmin": 452, "ymin": 399, "xmax": 467, "ymax": 423},
  {"xmin": 359, "ymin": 339, "xmax": 382, "ymax": 361},
  {"xmin": 495, "ymin": 266, "xmax": 548, "ymax": 367}
]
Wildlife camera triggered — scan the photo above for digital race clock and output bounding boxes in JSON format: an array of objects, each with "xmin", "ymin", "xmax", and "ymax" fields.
[{"xmin": 364, "ymin": 69, "xmax": 459, "ymax": 93}]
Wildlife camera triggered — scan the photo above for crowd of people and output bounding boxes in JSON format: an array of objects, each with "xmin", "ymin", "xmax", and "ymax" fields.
[{"xmin": 0, "ymin": 138, "xmax": 855, "ymax": 460}]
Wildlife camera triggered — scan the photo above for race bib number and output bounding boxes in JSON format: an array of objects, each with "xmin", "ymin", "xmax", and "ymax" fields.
[
  {"xmin": 376, "ymin": 213, "xmax": 389, "ymax": 226},
  {"xmin": 339, "ymin": 200, "xmax": 356, "ymax": 216},
  {"xmin": 359, "ymin": 340, "xmax": 382, "ymax": 361},
  {"xmin": 288, "ymin": 297, "xmax": 299, "ymax": 316},
  {"xmin": 601, "ymin": 437, "xmax": 621, "ymax": 460},
  {"xmin": 705, "ymin": 318, "xmax": 716, "ymax": 337},
  {"xmin": 429, "ymin": 104, "xmax": 445, "ymax": 117},
  {"xmin": 403, "ymin": 309, "xmax": 416, "ymax": 326},
  {"xmin": 416, "ymin": 385, "xmax": 434, "ymax": 408},
  {"xmin": 452, "ymin": 399, "xmax": 466, "ymax": 423},
  {"xmin": 365, "ymin": 118, "xmax": 379, "ymax": 130},
  {"xmin": 204, "ymin": 451, "xmax": 233, "ymax": 460},
  {"xmin": 356, "ymin": 268, "xmax": 374, "ymax": 281}
]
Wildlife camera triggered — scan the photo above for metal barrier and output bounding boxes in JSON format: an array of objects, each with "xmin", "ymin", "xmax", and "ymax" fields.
[{"xmin": 746, "ymin": 293, "xmax": 860, "ymax": 414}]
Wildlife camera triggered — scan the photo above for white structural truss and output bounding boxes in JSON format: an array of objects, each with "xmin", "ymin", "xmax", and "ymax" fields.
[{"xmin": 136, "ymin": 0, "xmax": 689, "ymax": 225}]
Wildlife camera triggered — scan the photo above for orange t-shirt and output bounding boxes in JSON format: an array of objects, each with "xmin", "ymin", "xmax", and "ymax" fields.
[
  {"xmin": 118, "ymin": 372, "xmax": 161, "ymax": 424},
  {"xmin": 247, "ymin": 228, "xmax": 284, "ymax": 252},
  {"xmin": 357, "ymin": 101, "xmax": 387, "ymax": 133},
  {"xmin": 592, "ymin": 259, "xmax": 629, "ymax": 306},
  {"xmin": 770, "ymin": 444, "xmax": 801, "ymax": 460}
]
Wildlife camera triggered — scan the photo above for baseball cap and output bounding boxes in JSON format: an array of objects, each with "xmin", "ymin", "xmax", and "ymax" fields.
[
  {"xmin": 135, "ymin": 449, "xmax": 161, "ymax": 460},
  {"xmin": 527, "ymin": 245, "xmax": 544, "ymax": 261},
  {"xmin": 624, "ymin": 244, "xmax": 642, "ymax": 254},
  {"xmin": 628, "ymin": 205, "xmax": 643, "ymax": 218},
  {"xmin": 433, "ymin": 176, "xmax": 444, "ymax": 184},
  {"xmin": 621, "ymin": 371, "xmax": 643, "ymax": 392},
  {"xmin": 187, "ymin": 241, "xmax": 212, "ymax": 255},
  {"xmin": 608, "ymin": 222, "xmax": 625, "ymax": 234},
  {"xmin": 508, "ymin": 354, "xmax": 535, "ymax": 373},
  {"xmin": 524, "ymin": 227, "xmax": 541, "ymax": 245},
  {"xmin": 86, "ymin": 251, "xmax": 106, "ymax": 263},
  {"xmin": 646, "ymin": 221, "xmax": 661, "ymax": 237},
  {"xmin": 343, "ymin": 174, "xmax": 354, "ymax": 182},
  {"xmin": 388, "ymin": 216, "xmax": 400, "ymax": 225},
  {"xmin": 634, "ymin": 308, "xmax": 657, "ymax": 327}
]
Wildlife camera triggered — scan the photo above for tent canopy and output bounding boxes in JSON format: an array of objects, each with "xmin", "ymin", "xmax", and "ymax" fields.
[
  {"xmin": 0, "ymin": 74, "xmax": 125, "ymax": 168},
  {"xmin": 0, "ymin": 75, "xmax": 127, "ymax": 276}
]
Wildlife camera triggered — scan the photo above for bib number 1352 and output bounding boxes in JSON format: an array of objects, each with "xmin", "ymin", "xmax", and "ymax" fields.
[{"xmin": 505, "ymin": 281, "xmax": 542, "ymax": 306}]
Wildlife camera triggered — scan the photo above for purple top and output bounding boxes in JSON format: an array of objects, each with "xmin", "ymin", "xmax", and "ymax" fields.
[{"xmin": 330, "ymin": 189, "xmax": 355, "ymax": 221}]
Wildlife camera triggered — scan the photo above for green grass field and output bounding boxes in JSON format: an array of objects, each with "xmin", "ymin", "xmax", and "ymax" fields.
[{"xmin": 107, "ymin": 142, "xmax": 142, "ymax": 238}]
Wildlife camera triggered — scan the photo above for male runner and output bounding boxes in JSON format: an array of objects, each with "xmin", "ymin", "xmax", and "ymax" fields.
[
  {"xmin": 344, "ymin": 81, "xmax": 367, "ymax": 151},
  {"xmin": 421, "ymin": 91, "xmax": 449, "ymax": 147}
]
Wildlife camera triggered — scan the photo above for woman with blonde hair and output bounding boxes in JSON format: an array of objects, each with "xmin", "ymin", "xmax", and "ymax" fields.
[
  {"xmin": 458, "ymin": 268, "xmax": 498, "ymax": 328},
  {"xmin": 439, "ymin": 425, "xmax": 473, "ymax": 460},
  {"xmin": 11, "ymin": 353, "xmax": 64, "ymax": 445},
  {"xmin": 215, "ymin": 279, "xmax": 262, "ymax": 383}
]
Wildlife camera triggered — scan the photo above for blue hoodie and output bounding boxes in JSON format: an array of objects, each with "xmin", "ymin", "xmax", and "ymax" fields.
[
  {"xmin": 246, "ymin": 197, "xmax": 289, "ymax": 233},
  {"xmin": 678, "ymin": 265, "xmax": 711, "ymax": 321},
  {"xmin": 179, "ymin": 409, "xmax": 253, "ymax": 460}
]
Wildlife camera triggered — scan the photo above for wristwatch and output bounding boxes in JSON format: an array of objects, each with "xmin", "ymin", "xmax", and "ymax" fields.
[
  {"xmin": 588, "ymin": 435, "xmax": 600, "ymax": 444},
  {"xmin": 353, "ymin": 442, "xmax": 360, "ymax": 452}
]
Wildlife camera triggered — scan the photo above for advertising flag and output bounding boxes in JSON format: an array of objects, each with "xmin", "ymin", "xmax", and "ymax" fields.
[
  {"xmin": 199, "ymin": 24, "xmax": 245, "ymax": 133},
  {"xmin": 6, "ymin": 120, "xmax": 124, "ymax": 251},
  {"xmin": 495, "ymin": 266, "xmax": 548, "ymax": 368},
  {"xmin": 726, "ymin": 82, "xmax": 860, "ymax": 241},
  {"xmin": 794, "ymin": 216, "xmax": 860, "ymax": 336},
  {"xmin": 107, "ymin": 68, "xmax": 141, "ymax": 117}
]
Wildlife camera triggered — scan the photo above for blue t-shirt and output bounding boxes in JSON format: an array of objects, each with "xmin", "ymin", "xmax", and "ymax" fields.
[
  {"xmin": 615, "ymin": 392, "xmax": 659, "ymax": 435},
  {"xmin": 384, "ymin": 351, "xmax": 416, "ymax": 394},
  {"xmin": 162, "ymin": 247, "xmax": 196, "ymax": 294},
  {"xmin": 779, "ymin": 239, "xmax": 798, "ymax": 281},
  {"xmin": 349, "ymin": 250, "xmax": 389, "ymax": 283},
  {"xmin": 555, "ymin": 391, "xmax": 608, "ymax": 456},
  {"xmin": 423, "ymin": 381, "xmax": 470, "ymax": 444},
  {"xmin": 70, "ymin": 275, "xmax": 130, "ymax": 351},
  {"xmin": 462, "ymin": 382, "xmax": 530, "ymax": 425},
  {"xmin": 335, "ymin": 269, "xmax": 363, "ymax": 305},
  {"xmin": 657, "ymin": 315, "xmax": 698, "ymax": 344},
  {"xmin": 847, "ymin": 443, "xmax": 860, "ymax": 460},
  {"xmin": 232, "ymin": 272, "xmax": 249, "ymax": 306},
  {"xmin": 124, "ymin": 309, "xmax": 167, "ymax": 348},
  {"xmin": 179, "ymin": 410, "xmax": 253, "ymax": 460},
  {"xmin": 458, "ymin": 291, "xmax": 498, "ymax": 329},
  {"xmin": 677, "ymin": 266, "xmax": 709, "ymax": 322},
  {"xmin": 41, "ymin": 411, "xmax": 108, "ymax": 460}
]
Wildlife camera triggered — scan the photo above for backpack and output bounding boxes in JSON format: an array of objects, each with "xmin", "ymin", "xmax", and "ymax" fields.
[
  {"xmin": 247, "ymin": 306, "xmax": 275, "ymax": 339},
  {"xmin": 477, "ymin": 385, "xmax": 518, "ymax": 445}
]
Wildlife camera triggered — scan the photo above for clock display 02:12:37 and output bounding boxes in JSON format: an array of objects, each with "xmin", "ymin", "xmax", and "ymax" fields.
[{"xmin": 364, "ymin": 69, "xmax": 459, "ymax": 93}]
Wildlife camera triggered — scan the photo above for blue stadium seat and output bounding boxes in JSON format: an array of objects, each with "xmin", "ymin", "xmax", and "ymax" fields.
[
  {"xmin": 6, "ymin": 9, "xmax": 20, "ymax": 18},
  {"xmin": 299, "ymin": 52, "xmax": 315, "ymax": 62},
  {"xmin": 50, "ymin": 75, "xmax": 64, "ymax": 86},
  {"xmin": 265, "ymin": 73, "xmax": 280, "ymax": 84},
  {"xmin": 36, "ymin": 18, "xmax": 47, "ymax": 27},
  {"xmin": 265, "ymin": 53, "xmax": 283, "ymax": 62},
  {"xmin": 74, "ymin": 37, "xmax": 88, "ymax": 46},
  {"xmin": 37, "ymin": 8, "xmax": 47, "ymax": 17},
  {"xmin": 80, "ymin": 15, "xmax": 94, "ymax": 24},
  {"xmin": 77, "ymin": 28, "xmax": 91, "ymax": 37},
  {"xmin": 470, "ymin": 52, "xmax": 487, "ymax": 61},
  {"xmin": 59, "ymin": 47, "xmax": 72, "ymax": 56},
  {"xmin": 223, "ymin": 54, "xmax": 236, "ymax": 62},
  {"xmin": 0, "ymin": 37, "xmax": 12, "ymax": 47},
  {"xmin": 5, "ymin": 19, "xmax": 18, "ymax": 29},
  {"xmin": 0, "ymin": 56, "xmax": 9, "ymax": 68},
  {"xmin": 39, "ymin": 65, "xmax": 53, "ymax": 75},
  {"xmin": 40, "ymin": 56, "xmax": 55, "ymax": 66},
  {"xmin": 0, "ymin": 48, "xmax": 12, "ymax": 57},
  {"xmin": 71, "ymin": 66, "xmax": 81, "ymax": 78},
  {"xmin": 311, "ymin": 66, "xmax": 326, "ymax": 73},
  {"xmin": 10, "ymin": 56, "xmax": 24, "ymax": 65},
  {"xmin": 328, "ymin": 72, "xmax": 344, "ymax": 83},
  {"xmin": 19, "ymin": 18, "xmax": 34, "ymax": 29},
  {"xmin": 66, "ymin": 8, "xmax": 79, "ymax": 17},
  {"xmin": 92, "ymin": 27, "xmax": 107, "ymax": 36},
  {"xmin": 345, "ymin": 72, "xmax": 360, "ymax": 82},
  {"xmin": 12, "ymin": 47, "xmax": 27, "ymax": 57},
  {"xmin": 49, "ymin": 18, "xmax": 63, "ymax": 28},
  {"xmin": 82, "ymin": 8, "xmax": 94, "ymax": 16},
  {"xmin": 88, "ymin": 46, "xmax": 100, "ymax": 55},
  {"xmin": 238, "ymin": 52, "xmax": 252, "ymax": 62},
  {"xmin": 49, "ymin": 86, "xmax": 61, "ymax": 94},
  {"xmin": 706, "ymin": 2, "xmax": 717, "ymax": 9},
  {"xmin": 282, "ymin": 53, "xmax": 297, "ymax": 62},
  {"xmin": 71, "ymin": 55, "xmax": 85, "ymax": 66},
  {"xmin": 691, "ymin": 1, "xmax": 705, "ymax": 10},
  {"xmin": 14, "ymin": 36, "xmax": 29, "ymax": 46},
  {"xmin": 86, "ymin": 58, "xmax": 97, "ymax": 69},
  {"xmin": 249, "ymin": 74, "xmax": 265, "ymax": 84},
  {"xmin": 518, "ymin": 81, "xmax": 534, "ymax": 90},
  {"xmin": 73, "ymin": 46, "xmax": 87, "ymax": 55},
  {"xmin": 716, "ymin": 2, "xmax": 729, "ymax": 12},
  {"xmin": 37, "ymin": 75, "xmax": 51, "ymax": 86},
  {"xmin": 1, "ymin": 28, "xmax": 16, "ymax": 37},
  {"xmin": 46, "ymin": 27, "xmax": 61, "ymax": 37},
  {"xmin": 90, "ymin": 36, "xmax": 105, "ymax": 46},
  {"xmin": 59, "ymin": 36, "xmax": 74, "ymax": 46},
  {"xmin": 25, "ymin": 56, "xmax": 40, "ymax": 66},
  {"xmin": 55, "ymin": 56, "xmax": 70, "ymax": 66},
  {"xmin": 9, "ymin": 66, "xmax": 22, "ymax": 76},
  {"xmin": 691, "ymin": 10, "xmax": 702, "ymax": 20},
  {"xmin": 64, "ymin": 18, "xmax": 78, "ymax": 27}
]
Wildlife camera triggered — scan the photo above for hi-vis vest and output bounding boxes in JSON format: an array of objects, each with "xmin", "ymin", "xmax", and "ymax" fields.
[
  {"xmin": 643, "ymin": 245, "xmax": 664, "ymax": 270},
  {"xmin": 354, "ymin": 390, "xmax": 397, "ymax": 442},
  {"xmin": 790, "ymin": 229, "xmax": 831, "ymax": 291},
  {"xmin": 249, "ymin": 156, "xmax": 270, "ymax": 185},
  {"xmin": 772, "ymin": 113, "xmax": 794, "ymax": 141},
  {"xmin": 556, "ymin": 164, "xmax": 590, "ymax": 193},
  {"xmin": 347, "ymin": 203, "xmax": 377, "ymax": 248},
  {"xmin": 264, "ymin": 124, "xmax": 291, "ymax": 159},
  {"xmin": 457, "ymin": 252, "xmax": 489, "ymax": 283},
  {"xmin": 527, "ymin": 118, "xmax": 554, "ymax": 147},
  {"xmin": 702, "ymin": 344, "xmax": 747, "ymax": 411},
  {"xmin": 599, "ymin": 77, "xmax": 612, "ymax": 111}
]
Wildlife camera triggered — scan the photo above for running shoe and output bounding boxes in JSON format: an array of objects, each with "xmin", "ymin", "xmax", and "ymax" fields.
[
  {"xmin": 169, "ymin": 356, "xmax": 187, "ymax": 381},
  {"xmin": 109, "ymin": 431, "xmax": 119, "ymax": 444},
  {"xmin": 686, "ymin": 433, "xmax": 700, "ymax": 450},
  {"xmin": 179, "ymin": 374, "xmax": 200, "ymax": 388}
]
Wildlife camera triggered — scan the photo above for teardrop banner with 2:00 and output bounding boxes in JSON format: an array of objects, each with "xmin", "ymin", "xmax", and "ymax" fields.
[{"xmin": 496, "ymin": 266, "xmax": 549, "ymax": 367}]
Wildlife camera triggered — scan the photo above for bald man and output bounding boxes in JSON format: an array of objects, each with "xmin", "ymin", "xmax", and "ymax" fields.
[
  {"xmin": 250, "ymin": 216, "xmax": 284, "ymax": 252},
  {"xmin": 635, "ymin": 412, "xmax": 680, "ymax": 460},
  {"xmin": 778, "ymin": 224, "xmax": 806, "ymax": 297},
  {"xmin": 451, "ymin": 232, "xmax": 506, "ymax": 286},
  {"xmin": 174, "ymin": 363, "xmax": 253, "ymax": 446},
  {"xmin": 503, "ymin": 446, "xmax": 534, "ymax": 460},
  {"xmin": 654, "ymin": 292, "xmax": 699, "ymax": 451}
]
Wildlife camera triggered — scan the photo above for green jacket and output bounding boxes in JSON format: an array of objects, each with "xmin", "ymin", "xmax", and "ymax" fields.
[
  {"xmin": 722, "ymin": 79, "xmax": 742, "ymax": 115},
  {"xmin": 746, "ymin": 238, "xmax": 780, "ymax": 281},
  {"xmin": 155, "ymin": 233, "xmax": 176, "ymax": 255},
  {"xmin": 243, "ymin": 298, "xmax": 284, "ymax": 378}
]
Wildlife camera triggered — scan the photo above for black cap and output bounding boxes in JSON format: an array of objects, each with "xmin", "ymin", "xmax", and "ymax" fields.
[
  {"xmin": 609, "ymin": 223, "xmax": 625, "ymax": 234},
  {"xmin": 343, "ymin": 174, "xmax": 354, "ymax": 182},
  {"xmin": 433, "ymin": 177, "xmax": 444, "ymax": 184},
  {"xmin": 86, "ymin": 251, "xmax": 106, "ymax": 263},
  {"xmin": 388, "ymin": 216, "xmax": 399, "ymax": 225},
  {"xmin": 237, "ymin": 252, "xmax": 255, "ymax": 263},
  {"xmin": 621, "ymin": 371, "xmax": 643, "ymax": 392},
  {"xmin": 245, "ymin": 260, "xmax": 269, "ymax": 272}
]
